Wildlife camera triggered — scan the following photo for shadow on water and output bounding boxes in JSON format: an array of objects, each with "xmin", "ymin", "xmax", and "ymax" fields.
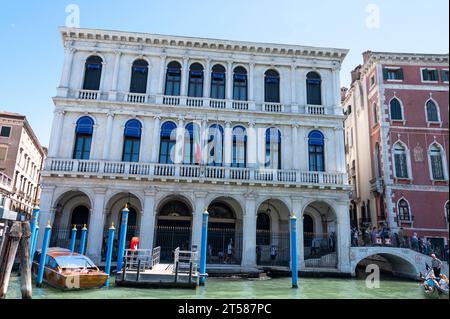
[{"xmin": 5, "ymin": 272, "xmax": 426, "ymax": 299}]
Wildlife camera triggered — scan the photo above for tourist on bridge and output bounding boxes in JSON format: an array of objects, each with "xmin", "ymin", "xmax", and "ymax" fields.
[
  {"xmin": 431, "ymin": 254, "xmax": 443, "ymax": 278},
  {"xmin": 370, "ymin": 227, "xmax": 378, "ymax": 245},
  {"xmin": 411, "ymin": 233, "xmax": 419, "ymax": 252}
]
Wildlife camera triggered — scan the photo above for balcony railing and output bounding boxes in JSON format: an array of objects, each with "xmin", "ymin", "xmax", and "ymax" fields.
[
  {"xmin": 45, "ymin": 159, "xmax": 348, "ymax": 188},
  {"xmin": 306, "ymin": 105, "xmax": 325, "ymax": 115},
  {"xmin": 370, "ymin": 178, "xmax": 384, "ymax": 194},
  {"xmin": 126, "ymin": 93, "xmax": 147, "ymax": 104},
  {"xmin": 263, "ymin": 102, "xmax": 284, "ymax": 113},
  {"xmin": 78, "ymin": 89, "xmax": 99, "ymax": 100}
]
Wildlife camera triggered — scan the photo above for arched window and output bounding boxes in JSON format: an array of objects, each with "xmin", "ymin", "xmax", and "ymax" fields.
[
  {"xmin": 306, "ymin": 72, "xmax": 322, "ymax": 105},
  {"xmin": 256, "ymin": 213, "xmax": 271, "ymax": 245},
  {"xmin": 265, "ymin": 128, "xmax": 281, "ymax": 169},
  {"xmin": 264, "ymin": 70, "xmax": 280, "ymax": 103},
  {"xmin": 375, "ymin": 143, "xmax": 382, "ymax": 178},
  {"xmin": 159, "ymin": 122, "xmax": 177, "ymax": 164},
  {"xmin": 207, "ymin": 124, "xmax": 224, "ymax": 166},
  {"xmin": 188, "ymin": 63, "xmax": 204, "ymax": 97},
  {"xmin": 398, "ymin": 199, "xmax": 410, "ymax": 221},
  {"xmin": 165, "ymin": 61, "xmax": 181, "ymax": 96},
  {"xmin": 373, "ymin": 103, "xmax": 378, "ymax": 124},
  {"xmin": 129, "ymin": 59, "xmax": 149, "ymax": 94},
  {"xmin": 73, "ymin": 116, "xmax": 94, "ymax": 160},
  {"xmin": 184, "ymin": 122, "xmax": 201, "ymax": 165},
  {"xmin": 308, "ymin": 131, "xmax": 325, "ymax": 172},
  {"xmin": 233, "ymin": 67, "xmax": 248, "ymax": 101},
  {"xmin": 210, "ymin": 64, "xmax": 226, "ymax": 99},
  {"xmin": 122, "ymin": 120, "xmax": 142, "ymax": 162},
  {"xmin": 232, "ymin": 126, "xmax": 247, "ymax": 168},
  {"xmin": 390, "ymin": 98, "xmax": 403, "ymax": 120},
  {"xmin": 426, "ymin": 100, "xmax": 439, "ymax": 122},
  {"xmin": 394, "ymin": 143, "xmax": 408, "ymax": 178},
  {"xmin": 429, "ymin": 144, "xmax": 445, "ymax": 180},
  {"xmin": 83, "ymin": 56, "xmax": 103, "ymax": 91}
]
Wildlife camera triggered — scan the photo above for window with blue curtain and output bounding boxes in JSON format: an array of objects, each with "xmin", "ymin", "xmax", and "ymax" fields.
[
  {"xmin": 73, "ymin": 116, "xmax": 94, "ymax": 160},
  {"xmin": 83, "ymin": 56, "xmax": 103, "ymax": 91},
  {"xmin": 208, "ymin": 124, "xmax": 224, "ymax": 166},
  {"xmin": 308, "ymin": 131, "xmax": 325, "ymax": 172},
  {"xmin": 130, "ymin": 59, "xmax": 149, "ymax": 94},
  {"xmin": 184, "ymin": 122, "xmax": 201, "ymax": 165},
  {"xmin": 159, "ymin": 122, "xmax": 177, "ymax": 164},
  {"xmin": 165, "ymin": 61, "xmax": 182, "ymax": 96},
  {"xmin": 232, "ymin": 126, "xmax": 247, "ymax": 168},
  {"xmin": 211, "ymin": 64, "xmax": 226, "ymax": 99},
  {"xmin": 426, "ymin": 100, "xmax": 439, "ymax": 122},
  {"xmin": 306, "ymin": 72, "xmax": 322, "ymax": 105},
  {"xmin": 264, "ymin": 70, "xmax": 280, "ymax": 103},
  {"xmin": 122, "ymin": 120, "xmax": 142, "ymax": 162},
  {"xmin": 390, "ymin": 98, "xmax": 403, "ymax": 120},
  {"xmin": 233, "ymin": 67, "xmax": 248, "ymax": 101},
  {"xmin": 265, "ymin": 128, "xmax": 281, "ymax": 169},
  {"xmin": 188, "ymin": 63, "xmax": 204, "ymax": 97}
]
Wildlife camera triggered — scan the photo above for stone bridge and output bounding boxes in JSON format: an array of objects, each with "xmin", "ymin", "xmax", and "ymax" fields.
[{"xmin": 350, "ymin": 247, "xmax": 449, "ymax": 280}]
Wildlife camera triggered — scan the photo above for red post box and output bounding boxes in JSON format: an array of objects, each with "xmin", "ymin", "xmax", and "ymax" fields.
[{"xmin": 131, "ymin": 237, "xmax": 139, "ymax": 251}]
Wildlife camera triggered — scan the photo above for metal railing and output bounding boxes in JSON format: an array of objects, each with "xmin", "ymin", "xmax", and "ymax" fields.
[
  {"xmin": 45, "ymin": 159, "xmax": 348, "ymax": 187},
  {"xmin": 151, "ymin": 246, "xmax": 161, "ymax": 268},
  {"xmin": 124, "ymin": 249, "xmax": 153, "ymax": 271}
]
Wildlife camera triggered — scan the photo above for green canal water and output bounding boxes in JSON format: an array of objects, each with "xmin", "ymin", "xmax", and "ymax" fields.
[{"xmin": 5, "ymin": 274, "xmax": 427, "ymax": 299}]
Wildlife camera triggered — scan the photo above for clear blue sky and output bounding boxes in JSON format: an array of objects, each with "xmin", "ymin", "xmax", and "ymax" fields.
[{"xmin": 0, "ymin": 0, "xmax": 448, "ymax": 147}]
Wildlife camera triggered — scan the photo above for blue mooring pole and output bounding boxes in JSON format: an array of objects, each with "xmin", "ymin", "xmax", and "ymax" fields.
[
  {"xmin": 36, "ymin": 222, "xmax": 52, "ymax": 288},
  {"xmin": 199, "ymin": 209, "xmax": 209, "ymax": 286},
  {"xmin": 70, "ymin": 225, "xmax": 77, "ymax": 253},
  {"xmin": 30, "ymin": 225, "xmax": 39, "ymax": 266},
  {"xmin": 29, "ymin": 204, "xmax": 40, "ymax": 256},
  {"xmin": 290, "ymin": 213, "xmax": 298, "ymax": 288},
  {"xmin": 79, "ymin": 225, "xmax": 88, "ymax": 255},
  {"xmin": 116, "ymin": 205, "xmax": 129, "ymax": 272},
  {"xmin": 105, "ymin": 223, "xmax": 116, "ymax": 288}
]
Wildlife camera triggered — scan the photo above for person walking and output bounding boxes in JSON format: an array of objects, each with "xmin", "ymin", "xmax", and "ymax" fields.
[{"xmin": 431, "ymin": 253, "xmax": 443, "ymax": 278}]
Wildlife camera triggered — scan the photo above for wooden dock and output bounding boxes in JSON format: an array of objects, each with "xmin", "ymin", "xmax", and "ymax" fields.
[{"xmin": 115, "ymin": 247, "xmax": 199, "ymax": 289}]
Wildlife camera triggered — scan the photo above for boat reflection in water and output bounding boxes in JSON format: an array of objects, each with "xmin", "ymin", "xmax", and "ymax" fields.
[{"xmin": 32, "ymin": 248, "xmax": 108, "ymax": 290}]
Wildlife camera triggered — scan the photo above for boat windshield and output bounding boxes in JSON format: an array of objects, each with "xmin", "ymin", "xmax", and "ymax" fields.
[{"xmin": 54, "ymin": 255, "xmax": 97, "ymax": 269}]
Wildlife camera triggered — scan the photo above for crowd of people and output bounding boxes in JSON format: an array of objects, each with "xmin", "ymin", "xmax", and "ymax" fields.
[{"xmin": 350, "ymin": 225, "xmax": 449, "ymax": 262}]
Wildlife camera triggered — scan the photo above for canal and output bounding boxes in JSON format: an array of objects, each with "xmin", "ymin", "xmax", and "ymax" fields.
[{"xmin": 5, "ymin": 274, "xmax": 426, "ymax": 299}]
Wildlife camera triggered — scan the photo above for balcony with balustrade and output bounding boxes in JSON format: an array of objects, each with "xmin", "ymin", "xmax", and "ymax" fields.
[
  {"xmin": 0, "ymin": 172, "xmax": 12, "ymax": 192},
  {"xmin": 73, "ymin": 89, "xmax": 336, "ymax": 116},
  {"xmin": 43, "ymin": 158, "xmax": 349, "ymax": 190}
]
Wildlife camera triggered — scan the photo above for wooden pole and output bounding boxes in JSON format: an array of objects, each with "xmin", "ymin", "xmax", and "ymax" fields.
[
  {"xmin": 19, "ymin": 222, "xmax": 32, "ymax": 299},
  {"xmin": 0, "ymin": 222, "xmax": 22, "ymax": 299}
]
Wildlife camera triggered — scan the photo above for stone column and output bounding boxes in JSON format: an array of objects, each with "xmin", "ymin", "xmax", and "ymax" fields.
[
  {"xmin": 224, "ymin": 121, "xmax": 232, "ymax": 167},
  {"xmin": 247, "ymin": 122, "xmax": 256, "ymax": 168},
  {"xmin": 335, "ymin": 127, "xmax": 346, "ymax": 173},
  {"xmin": 203, "ymin": 59, "xmax": 211, "ymax": 98},
  {"xmin": 102, "ymin": 112, "xmax": 115, "ymax": 160},
  {"xmin": 139, "ymin": 188, "xmax": 157, "ymax": 250},
  {"xmin": 109, "ymin": 51, "xmax": 122, "ymax": 101},
  {"xmin": 291, "ymin": 63, "xmax": 298, "ymax": 112},
  {"xmin": 58, "ymin": 46, "xmax": 75, "ymax": 97},
  {"xmin": 226, "ymin": 61, "xmax": 233, "ymax": 100},
  {"xmin": 248, "ymin": 62, "xmax": 255, "ymax": 101},
  {"xmin": 292, "ymin": 123, "xmax": 299, "ymax": 170},
  {"xmin": 335, "ymin": 200, "xmax": 351, "ymax": 273},
  {"xmin": 241, "ymin": 193, "xmax": 257, "ymax": 267},
  {"xmin": 158, "ymin": 54, "xmax": 167, "ymax": 95},
  {"xmin": 48, "ymin": 109, "xmax": 65, "ymax": 158},
  {"xmin": 174, "ymin": 117, "xmax": 185, "ymax": 164},
  {"xmin": 192, "ymin": 192, "xmax": 207, "ymax": 250},
  {"xmin": 141, "ymin": 117, "xmax": 154, "ymax": 162},
  {"xmin": 332, "ymin": 67, "xmax": 342, "ymax": 115},
  {"xmin": 86, "ymin": 188, "xmax": 107, "ymax": 263},
  {"xmin": 36, "ymin": 185, "xmax": 56, "ymax": 250},
  {"xmin": 292, "ymin": 197, "xmax": 305, "ymax": 269},
  {"xmin": 151, "ymin": 116, "xmax": 161, "ymax": 163},
  {"xmin": 181, "ymin": 56, "xmax": 189, "ymax": 96}
]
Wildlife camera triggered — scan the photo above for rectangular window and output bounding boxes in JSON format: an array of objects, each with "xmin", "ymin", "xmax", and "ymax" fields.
[
  {"xmin": 383, "ymin": 68, "xmax": 404, "ymax": 80},
  {"xmin": 0, "ymin": 126, "xmax": 11, "ymax": 138},
  {"xmin": 394, "ymin": 154, "xmax": 408, "ymax": 178},
  {"xmin": 0, "ymin": 146, "xmax": 8, "ymax": 160},
  {"xmin": 442, "ymin": 70, "xmax": 449, "ymax": 82},
  {"xmin": 422, "ymin": 69, "xmax": 439, "ymax": 82},
  {"xmin": 431, "ymin": 155, "xmax": 444, "ymax": 180}
]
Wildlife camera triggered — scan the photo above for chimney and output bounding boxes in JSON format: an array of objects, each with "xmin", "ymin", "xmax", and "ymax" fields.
[
  {"xmin": 340, "ymin": 87, "xmax": 348, "ymax": 102},
  {"xmin": 362, "ymin": 51, "xmax": 373, "ymax": 64},
  {"xmin": 351, "ymin": 65, "xmax": 362, "ymax": 84}
]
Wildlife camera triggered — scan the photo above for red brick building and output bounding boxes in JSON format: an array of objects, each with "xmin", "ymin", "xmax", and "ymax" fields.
[{"xmin": 343, "ymin": 51, "xmax": 448, "ymax": 252}]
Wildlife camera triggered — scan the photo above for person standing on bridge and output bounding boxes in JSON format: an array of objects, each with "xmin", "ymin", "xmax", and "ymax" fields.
[{"xmin": 431, "ymin": 254, "xmax": 443, "ymax": 278}]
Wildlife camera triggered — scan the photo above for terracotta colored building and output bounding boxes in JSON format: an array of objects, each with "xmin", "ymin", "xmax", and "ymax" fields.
[{"xmin": 343, "ymin": 51, "xmax": 449, "ymax": 252}]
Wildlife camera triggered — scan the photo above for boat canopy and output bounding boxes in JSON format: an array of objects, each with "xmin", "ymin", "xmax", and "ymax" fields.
[{"xmin": 55, "ymin": 255, "xmax": 97, "ymax": 269}]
